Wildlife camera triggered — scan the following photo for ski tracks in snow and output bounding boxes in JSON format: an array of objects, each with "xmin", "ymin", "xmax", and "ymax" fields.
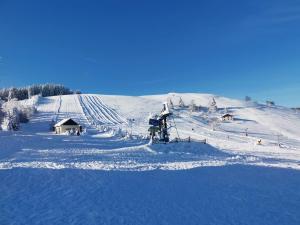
[{"xmin": 79, "ymin": 95, "xmax": 126, "ymax": 129}]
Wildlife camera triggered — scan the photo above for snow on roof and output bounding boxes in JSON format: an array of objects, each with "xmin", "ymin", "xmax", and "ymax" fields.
[
  {"xmin": 54, "ymin": 118, "xmax": 79, "ymax": 127},
  {"xmin": 222, "ymin": 114, "xmax": 233, "ymax": 117}
]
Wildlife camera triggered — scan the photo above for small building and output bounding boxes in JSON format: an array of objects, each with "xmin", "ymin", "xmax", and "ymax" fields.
[
  {"xmin": 54, "ymin": 118, "xmax": 81, "ymax": 134},
  {"xmin": 222, "ymin": 114, "xmax": 234, "ymax": 121},
  {"xmin": 266, "ymin": 101, "xmax": 275, "ymax": 107}
]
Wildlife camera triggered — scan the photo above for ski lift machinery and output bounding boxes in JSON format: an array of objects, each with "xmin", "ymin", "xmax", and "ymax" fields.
[{"xmin": 148, "ymin": 102, "xmax": 180, "ymax": 143}]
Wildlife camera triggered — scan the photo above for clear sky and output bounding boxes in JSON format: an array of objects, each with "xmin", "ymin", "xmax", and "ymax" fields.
[{"xmin": 0, "ymin": 0, "xmax": 299, "ymax": 106}]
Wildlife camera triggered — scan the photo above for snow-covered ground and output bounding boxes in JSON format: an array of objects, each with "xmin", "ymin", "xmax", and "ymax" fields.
[
  {"xmin": 1, "ymin": 93, "xmax": 300, "ymax": 171},
  {"xmin": 1, "ymin": 166, "xmax": 300, "ymax": 225},
  {"xmin": 1, "ymin": 93, "xmax": 300, "ymax": 224}
]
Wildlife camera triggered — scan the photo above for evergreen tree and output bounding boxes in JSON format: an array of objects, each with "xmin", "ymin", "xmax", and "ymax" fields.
[
  {"xmin": 2, "ymin": 107, "xmax": 20, "ymax": 131},
  {"xmin": 189, "ymin": 100, "xmax": 196, "ymax": 112},
  {"xmin": 28, "ymin": 86, "xmax": 32, "ymax": 99},
  {"xmin": 209, "ymin": 97, "xmax": 217, "ymax": 112},
  {"xmin": 168, "ymin": 98, "xmax": 174, "ymax": 109},
  {"xmin": 179, "ymin": 97, "xmax": 185, "ymax": 108},
  {"xmin": 245, "ymin": 96, "xmax": 251, "ymax": 102},
  {"xmin": 8, "ymin": 88, "xmax": 13, "ymax": 101},
  {"xmin": 0, "ymin": 101, "xmax": 4, "ymax": 130}
]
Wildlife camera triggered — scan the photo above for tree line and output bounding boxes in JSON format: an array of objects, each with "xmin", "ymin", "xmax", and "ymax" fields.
[
  {"xmin": 0, "ymin": 84, "xmax": 81, "ymax": 101},
  {"xmin": 0, "ymin": 84, "xmax": 81, "ymax": 130}
]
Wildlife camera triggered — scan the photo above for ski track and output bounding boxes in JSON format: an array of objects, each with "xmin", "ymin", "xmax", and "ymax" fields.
[
  {"xmin": 79, "ymin": 95, "xmax": 125, "ymax": 128},
  {"xmin": 94, "ymin": 96, "xmax": 126, "ymax": 124}
]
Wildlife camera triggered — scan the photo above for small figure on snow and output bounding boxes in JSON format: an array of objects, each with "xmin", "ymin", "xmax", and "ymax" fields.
[{"xmin": 256, "ymin": 139, "xmax": 262, "ymax": 145}]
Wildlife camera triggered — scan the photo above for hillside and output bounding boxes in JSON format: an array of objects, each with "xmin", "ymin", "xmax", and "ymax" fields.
[
  {"xmin": 1, "ymin": 93, "xmax": 300, "ymax": 225},
  {"xmin": 1, "ymin": 93, "xmax": 300, "ymax": 170}
]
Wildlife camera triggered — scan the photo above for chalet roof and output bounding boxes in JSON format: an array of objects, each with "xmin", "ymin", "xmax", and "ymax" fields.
[
  {"xmin": 222, "ymin": 113, "xmax": 233, "ymax": 118},
  {"xmin": 54, "ymin": 118, "xmax": 79, "ymax": 127}
]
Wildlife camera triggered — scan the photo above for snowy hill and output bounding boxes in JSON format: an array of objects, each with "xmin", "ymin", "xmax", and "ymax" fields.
[
  {"xmin": 1, "ymin": 93, "xmax": 300, "ymax": 170},
  {"xmin": 1, "ymin": 93, "xmax": 300, "ymax": 225}
]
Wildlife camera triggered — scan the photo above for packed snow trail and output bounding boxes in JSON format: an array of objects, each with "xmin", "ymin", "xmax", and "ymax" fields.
[{"xmin": 79, "ymin": 95, "xmax": 126, "ymax": 129}]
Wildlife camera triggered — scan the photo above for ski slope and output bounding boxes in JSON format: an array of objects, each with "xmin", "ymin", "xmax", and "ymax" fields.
[
  {"xmin": 1, "ymin": 93, "xmax": 300, "ymax": 225},
  {"xmin": 1, "ymin": 93, "xmax": 300, "ymax": 171},
  {"xmin": 79, "ymin": 94, "xmax": 126, "ymax": 132}
]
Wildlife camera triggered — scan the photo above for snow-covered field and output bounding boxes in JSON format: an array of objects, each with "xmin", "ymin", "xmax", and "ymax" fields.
[{"xmin": 1, "ymin": 93, "xmax": 300, "ymax": 224}]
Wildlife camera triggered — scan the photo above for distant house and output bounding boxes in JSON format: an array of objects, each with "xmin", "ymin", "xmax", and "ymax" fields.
[
  {"xmin": 54, "ymin": 118, "xmax": 81, "ymax": 134},
  {"xmin": 266, "ymin": 101, "xmax": 275, "ymax": 107},
  {"xmin": 222, "ymin": 114, "xmax": 234, "ymax": 121}
]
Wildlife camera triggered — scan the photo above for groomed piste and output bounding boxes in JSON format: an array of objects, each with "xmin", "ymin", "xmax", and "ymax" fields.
[
  {"xmin": 1, "ymin": 93, "xmax": 300, "ymax": 171},
  {"xmin": 1, "ymin": 93, "xmax": 300, "ymax": 225}
]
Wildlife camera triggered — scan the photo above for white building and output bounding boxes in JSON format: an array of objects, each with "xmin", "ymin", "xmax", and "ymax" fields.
[{"xmin": 54, "ymin": 118, "xmax": 81, "ymax": 134}]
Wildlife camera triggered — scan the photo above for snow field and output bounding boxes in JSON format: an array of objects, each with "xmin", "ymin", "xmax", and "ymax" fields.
[
  {"xmin": 1, "ymin": 93, "xmax": 300, "ymax": 225},
  {"xmin": 0, "ymin": 93, "xmax": 300, "ymax": 171}
]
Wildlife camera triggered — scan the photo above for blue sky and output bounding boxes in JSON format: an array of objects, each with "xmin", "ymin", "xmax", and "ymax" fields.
[{"xmin": 0, "ymin": 0, "xmax": 299, "ymax": 106}]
